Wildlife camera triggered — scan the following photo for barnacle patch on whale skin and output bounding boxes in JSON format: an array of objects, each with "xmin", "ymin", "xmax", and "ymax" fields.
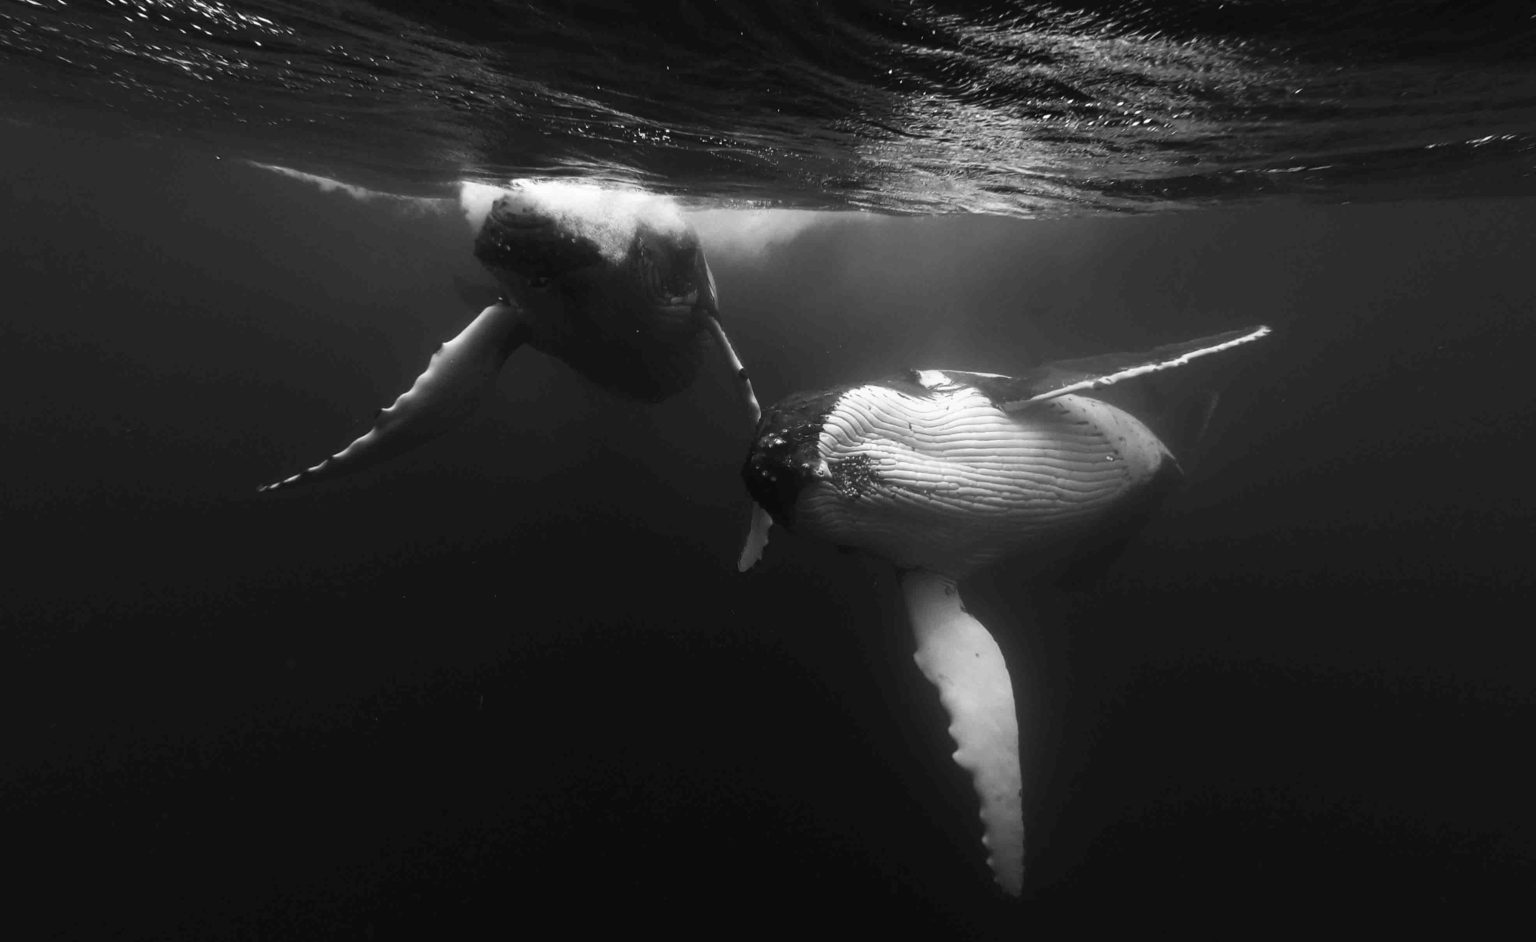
[{"xmin": 827, "ymin": 453, "xmax": 882, "ymax": 500}]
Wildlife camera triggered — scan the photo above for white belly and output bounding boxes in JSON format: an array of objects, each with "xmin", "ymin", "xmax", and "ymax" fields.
[{"xmin": 793, "ymin": 387, "xmax": 1172, "ymax": 577}]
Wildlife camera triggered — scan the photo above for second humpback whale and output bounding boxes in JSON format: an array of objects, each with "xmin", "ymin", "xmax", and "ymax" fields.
[
  {"xmin": 260, "ymin": 182, "xmax": 760, "ymax": 492},
  {"xmin": 739, "ymin": 325, "xmax": 1271, "ymax": 895}
]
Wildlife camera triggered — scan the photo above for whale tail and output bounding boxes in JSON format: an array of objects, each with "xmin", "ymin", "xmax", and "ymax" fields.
[{"xmin": 259, "ymin": 302, "xmax": 527, "ymax": 493}]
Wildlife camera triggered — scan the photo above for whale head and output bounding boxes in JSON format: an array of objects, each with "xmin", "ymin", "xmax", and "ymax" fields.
[{"xmin": 473, "ymin": 186, "xmax": 607, "ymax": 296}]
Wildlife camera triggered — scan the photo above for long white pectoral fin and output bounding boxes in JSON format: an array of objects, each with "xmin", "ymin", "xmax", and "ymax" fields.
[
  {"xmin": 704, "ymin": 316, "xmax": 762, "ymax": 430},
  {"xmin": 900, "ymin": 569, "xmax": 1024, "ymax": 896},
  {"xmin": 695, "ymin": 247, "xmax": 760, "ymax": 429},
  {"xmin": 737, "ymin": 504, "xmax": 774, "ymax": 572},
  {"xmin": 1001, "ymin": 324, "xmax": 1271, "ymax": 411},
  {"xmin": 260, "ymin": 302, "xmax": 527, "ymax": 493}
]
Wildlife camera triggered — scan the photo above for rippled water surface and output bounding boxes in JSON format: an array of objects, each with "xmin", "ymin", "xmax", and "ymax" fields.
[{"xmin": 5, "ymin": 0, "xmax": 1535, "ymax": 212}]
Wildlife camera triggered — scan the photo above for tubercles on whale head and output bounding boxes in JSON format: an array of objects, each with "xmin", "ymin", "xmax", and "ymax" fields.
[
  {"xmin": 460, "ymin": 178, "xmax": 690, "ymax": 265},
  {"xmin": 473, "ymin": 192, "xmax": 605, "ymax": 290}
]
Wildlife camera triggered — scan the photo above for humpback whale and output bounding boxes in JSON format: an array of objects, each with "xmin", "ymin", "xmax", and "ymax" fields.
[
  {"xmin": 739, "ymin": 325, "xmax": 1271, "ymax": 895},
  {"xmin": 261, "ymin": 181, "xmax": 761, "ymax": 492}
]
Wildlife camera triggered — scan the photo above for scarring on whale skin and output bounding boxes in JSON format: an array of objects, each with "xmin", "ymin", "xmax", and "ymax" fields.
[
  {"xmin": 739, "ymin": 325, "xmax": 1271, "ymax": 895},
  {"xmin": 260, "ymin": 181, "xmax": 760, "ymax": 493}
]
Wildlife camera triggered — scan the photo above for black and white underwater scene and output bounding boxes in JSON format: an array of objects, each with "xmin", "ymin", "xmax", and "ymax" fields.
[{"xmin": 3, "ymin": 0, "xmax": 1535, "ymax": 937}]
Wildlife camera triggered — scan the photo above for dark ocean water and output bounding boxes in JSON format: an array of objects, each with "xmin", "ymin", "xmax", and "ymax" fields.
[{"xmin": 3, "ymin": 2, "xmax": 1535, "ymax": 939}]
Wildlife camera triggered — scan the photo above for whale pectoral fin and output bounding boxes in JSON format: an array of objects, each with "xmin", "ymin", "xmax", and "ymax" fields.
[
  {"xmin": 992, "ymin": 324, "xmax": 1271, "ymax": 411},
  {"xmin": 705, "ymin": 315, "xmax": 763, "ymax": 430},
  {"xmin": 900, "ymin": 569, "xmax": 1024, "ymax": 897},
  {"xmin": 260, "ymin": 302, "xmax": 528, "ymax": 493},
  {"xmin": 737, "ymin": 504, "xmax": 774, "ymax": 572},
  {"xmin": 695, "ymin": 247, "xmax": 762, "ymax": 430}
]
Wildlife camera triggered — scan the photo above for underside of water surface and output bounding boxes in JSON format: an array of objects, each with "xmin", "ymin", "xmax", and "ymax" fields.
[{"xmin": 4, "ymin": 0, "xmax": 1535, "ymax": 214}]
